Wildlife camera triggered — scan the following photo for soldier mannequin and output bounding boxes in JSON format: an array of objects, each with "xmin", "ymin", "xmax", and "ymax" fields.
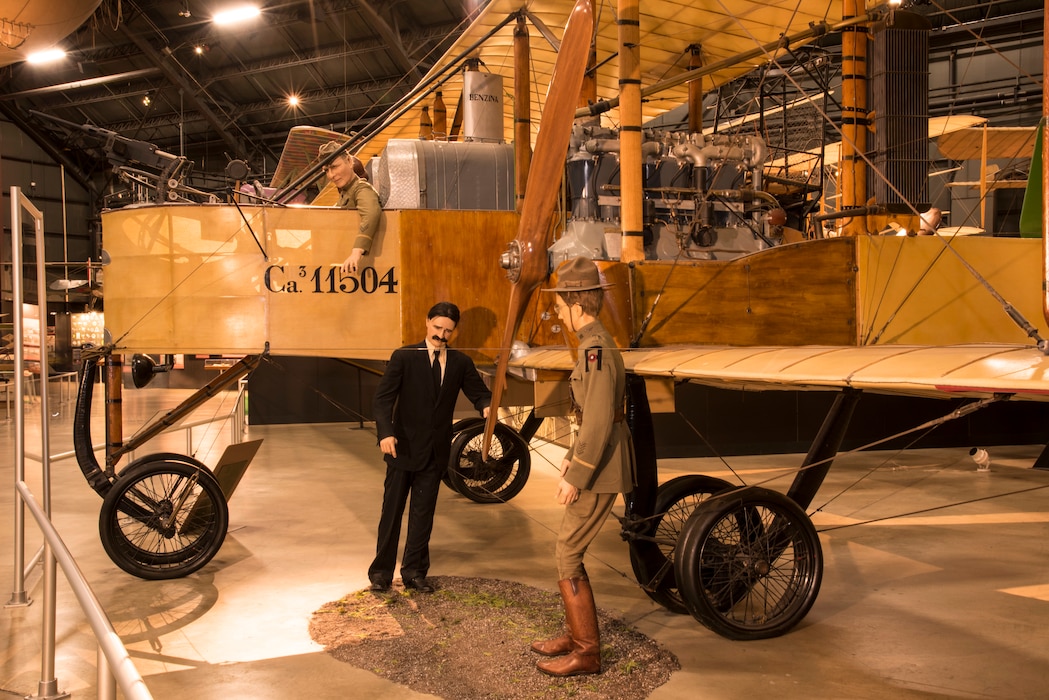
[
  {"xmin": 318, "ymin": 140, "xmax": 381, "ymax": 275},
  {"xmin": 530, "ymin": 257, "xmax": 636, "ymax": 677}
]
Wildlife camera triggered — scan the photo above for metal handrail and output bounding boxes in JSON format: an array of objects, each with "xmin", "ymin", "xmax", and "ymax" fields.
[{"xmin": 16, "ymin": 481, "xmax": 153, "ymax": 700}]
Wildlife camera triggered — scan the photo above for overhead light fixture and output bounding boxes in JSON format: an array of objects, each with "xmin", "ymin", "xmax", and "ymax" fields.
[
  {"xmin": 26, "ymin": 48, "xmax": 66, "ymax": 64},
  {"xmin": 213, "ymin": 5, "xmax": 262, "ymax": 26},
  {"xmin": 194, "ymin": 44, "xmax": 206, "ymax": 55},
  {"xmin": 143, "ymin": 94, "xmax": 151, "ymax": 106},
  {"xmin": 287, "ymin": 95, "xmax": 300, "ymax": 107}
]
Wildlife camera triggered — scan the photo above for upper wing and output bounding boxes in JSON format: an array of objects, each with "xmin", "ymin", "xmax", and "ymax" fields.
[
  {"xmin": 270, "ymin": 126, "xmax": 349, "ymax": 190},
  {"xmin": 511, "ymin": 343, "xmax": 1049, "ymax": 401},
  {"xmin": 352, "ymin": 0, "xmax": 837, "ymax": 163},
  {"xmin": 935, "ymin": 126, "xmax": 1039, "ymax": 162}
]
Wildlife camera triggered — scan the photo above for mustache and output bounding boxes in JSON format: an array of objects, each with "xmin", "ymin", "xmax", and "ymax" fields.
[{"xmin": 431, "ymin": 336, "xmax": 448, "ymax": 344}]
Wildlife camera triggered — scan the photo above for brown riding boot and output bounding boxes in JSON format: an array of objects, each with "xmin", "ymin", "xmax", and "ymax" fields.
[
  {"xmin": 536, "ymin": 577, "xmax": 601, "ymax": 677},
  {"xmin": 530, "ymin": 632, "xmax": 573, "ymax": 657},
  {"xmin": 530, "ymin": 579, "xmax": 575, "ymax": 657}
]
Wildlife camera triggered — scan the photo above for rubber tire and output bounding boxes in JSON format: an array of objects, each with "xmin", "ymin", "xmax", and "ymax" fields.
[
  {"xmin": 674, "ymin": 486, "xmax": 822, "ymax": 640},
  {"xmin": 447, "ymin": 422, "xmax": 531, "ymax": 503},
  {"xmin": 628, "ymin": 474, "xmax": 735, "ymax": 614},
  {"xmin": 443, "ymin": 418, "xmax": 482, "ymax": 492},
  {"xmin": 99, "ymin": 454, "xmax": 229, "ymax": 580}
]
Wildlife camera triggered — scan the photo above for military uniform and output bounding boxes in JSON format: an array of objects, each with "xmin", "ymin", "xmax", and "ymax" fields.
[
  {"xmin": 335, "ymin": 177, "xmax": 382, "ymax": 253},
  {"xmin": 531, "ymin": 256, "xmax": 634, "ymax": 678},
  {"xmin": 555, "ymin": 318, "xmax": 635, "ymax": 581},
  {"xmin": 562, "ymin": 320, "xmax": 634, "ymax": 494}
]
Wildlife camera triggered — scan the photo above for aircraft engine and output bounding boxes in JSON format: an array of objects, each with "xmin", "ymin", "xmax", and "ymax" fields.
[{"xmin": 552, "ymin": 126, "xmax": 783, "ymax": 266}]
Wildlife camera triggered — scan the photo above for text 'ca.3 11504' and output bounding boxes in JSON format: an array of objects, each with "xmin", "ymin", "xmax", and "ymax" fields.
[{"xmin": 264, "ymin": 265, "xmax": 398, "ymax": 295}]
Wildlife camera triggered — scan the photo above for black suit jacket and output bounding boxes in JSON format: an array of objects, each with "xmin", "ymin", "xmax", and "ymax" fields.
[{"xmin": 373, "ymin": 342, "xmax": 491, "ymax": 472}]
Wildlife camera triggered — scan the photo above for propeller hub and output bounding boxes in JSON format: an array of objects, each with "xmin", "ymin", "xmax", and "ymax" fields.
[{"xmin": 500, "ymin": 240, "xmax": 522, "ymax": 282}]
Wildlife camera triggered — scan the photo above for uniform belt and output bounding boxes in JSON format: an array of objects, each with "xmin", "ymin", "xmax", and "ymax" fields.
[{"xmin": 574, "ymin": 408, "xmax": 626, "ymax": 423}]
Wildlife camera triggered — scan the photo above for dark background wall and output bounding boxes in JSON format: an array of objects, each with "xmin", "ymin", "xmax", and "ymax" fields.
[
  {"xmin": 246, "ymin": 355, "xmax": 383, "ymax": 426},
  {"xmin": 651, "ymin": 383, "xmax": 1049, "ymax": 458}
]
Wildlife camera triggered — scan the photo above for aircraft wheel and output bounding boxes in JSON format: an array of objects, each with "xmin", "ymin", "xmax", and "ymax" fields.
[
  {"xmin": 447, "ymin": 422, "xmax": 531, "ymax": 503},
  {"xmin": 442, "ymin": 430, "xmax": 461, "ymax": 490},
  {"xmin": 674, "ymin": 486, "xmax": 822, "ymax": 640},
  {"xmin": 628, "ymin": 474, "xmax": 734, "ymax": 614},
  {"xmin": 443, "ymin": 419, "xmax": 482, "ymax": 492},
  {"xmin": 99, "ymin": 454, "xmax": 229, "ymax": 580}
]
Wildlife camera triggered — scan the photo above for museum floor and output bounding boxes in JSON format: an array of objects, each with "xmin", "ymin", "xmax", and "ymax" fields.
[{"xmin": 3, "ymin": 385, "xmax": 1049, "ymax": 699}]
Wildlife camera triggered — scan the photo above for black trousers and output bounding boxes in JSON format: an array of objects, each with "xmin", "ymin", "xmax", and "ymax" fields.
[{"xmin": 368, "ymin": 462, "xmax": 443, "ymax": 582}]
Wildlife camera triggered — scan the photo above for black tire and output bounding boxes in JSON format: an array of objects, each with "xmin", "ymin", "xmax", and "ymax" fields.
[
  {"xmin": 443, "ymin": 418, "xmax": 483, "ymax": 491},
  {"xmin": 674, "ymin": 486, "xmax": 822, "ymax": 640},
  {"xmin": 447, "ymin": 423, "xmax": 531, "ymax": 503},
  {"xmin": 628, "ymin": 474, "xmax": 734, "ymax": 614},
  {"xmin": 99, "ymin": 454, "xmax": 229, "ymax": 580}
]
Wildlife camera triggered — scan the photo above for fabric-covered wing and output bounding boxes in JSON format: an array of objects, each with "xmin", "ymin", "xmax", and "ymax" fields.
[{"xmin": 511, "ymin": 344, "xmax": 1049, "ymax": 401}]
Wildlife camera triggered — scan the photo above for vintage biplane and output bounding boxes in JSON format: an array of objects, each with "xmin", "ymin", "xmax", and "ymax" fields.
[{"xmin": 72, "ymin": 0, "xmax": 1049, "ymax": 642}]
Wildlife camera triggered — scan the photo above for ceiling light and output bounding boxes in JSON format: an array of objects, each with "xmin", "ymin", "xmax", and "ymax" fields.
[
  {"xmin": 287, "ymin": 95, "xmax": 300, "ymax": 107},
  {"xmin": 143, "ymin": 95, "xmax": 151, "ymax": 106},
  {"xmin": 26, "ymin": 48, "xmax": 65, "ymax": 64},
  {"xmin": 213, "ymin": 5, "xmax": 262, "ymax": 26},
  {"xmin": 194, "ymin": 44, "xmax": 206, "ymax": 55}
]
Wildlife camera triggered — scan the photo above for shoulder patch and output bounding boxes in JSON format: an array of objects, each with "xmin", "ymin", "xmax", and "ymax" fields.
[{"xmin": 584, "ymin": 347, "xmax": 603, "ymax": 371}]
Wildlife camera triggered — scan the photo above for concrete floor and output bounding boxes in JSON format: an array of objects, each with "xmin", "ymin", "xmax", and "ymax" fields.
[{"xmin": 3, "ymin": 385, "xmax": 1049, "ymax": 699}]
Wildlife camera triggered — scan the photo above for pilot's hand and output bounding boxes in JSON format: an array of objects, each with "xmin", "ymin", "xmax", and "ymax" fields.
[
  {"xmin": 340, "ymin": 248, "xmax": 364, "ymax": 274},
  {"xmin": 556, "ymin": 478, "xmax": 579, "ymax": 506},
  {"xmin": 380, "ymin": 436, "xmax": 398, "ymax": 458}
]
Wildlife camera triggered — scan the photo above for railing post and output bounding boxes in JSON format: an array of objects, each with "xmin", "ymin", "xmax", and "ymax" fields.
[
  {"xmin": 7, "ymin": 185, "xmax": 69, "ymax": 700},
  {"xmin": 33, "ymin": 546, "xmax": 68, "ymax": 699},
  {"xmin": 7, "ymin": 186, "xmax": 36, "ymax": 608},
  {"xmin": 98, "ymin": 647, "xmax": 117, "ymax": 700}
]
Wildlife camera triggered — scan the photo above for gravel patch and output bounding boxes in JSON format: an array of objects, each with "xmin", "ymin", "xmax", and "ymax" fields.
[{"xmin": 309, "ymin": 576, "xmax": 679, "ymax": 700}]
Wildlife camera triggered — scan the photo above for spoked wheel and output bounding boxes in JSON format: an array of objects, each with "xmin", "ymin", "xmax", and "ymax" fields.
[
  {"xmin": 447, "ymin": 422, "xmax": 531, "ymax": 503},
  {"xmin": 99, "ymin": 453, "xmax": 229, "ymax": 580},
  {"xmin": 674, "ymin": 486, "xmax": 822, "ymax": 640},
  {"xmin": 628, "ymin": 475, "xmax": 734, "ymax": 614}
]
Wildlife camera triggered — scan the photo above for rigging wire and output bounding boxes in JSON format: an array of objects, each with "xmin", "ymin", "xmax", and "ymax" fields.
[
  {"xmin": 107, "ymin": 206, "xmax": 269, "ymax": 349},
  {"xmin": 701, "ymin": 0, "xmax": 1047, "ymax": 350},
  {"xmin": 817, "ymin": 482, "xmax": 1049, "ymax": 532},
  {"xmin": 861, "ymin": 236, "xmax": 951, "ymax": 345},
  {"xmin": 667, "ymin": 391, "xmax": 1009, "ymax": 520}
]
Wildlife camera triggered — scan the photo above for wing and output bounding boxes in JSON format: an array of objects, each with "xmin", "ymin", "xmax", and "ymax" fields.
[
  {"xmin": 351, "ymin": 0, "xmax": 838, "ymax": 163},
  {"xmin": 270, "ymin": 126, "xmax": 349, "ymax": 190},
  {"xmin": 512, "ymin": 343, "xmax": 1049, "ymax": 402},
  {"xmin": 935, "ymin": 126, "xmax": 1039, "ymax": 162}
]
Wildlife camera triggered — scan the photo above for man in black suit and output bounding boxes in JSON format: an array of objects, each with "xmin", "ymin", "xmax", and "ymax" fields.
[{"xmin": 368, "ymin": 301, "xmax": 491, "ymax": 594}]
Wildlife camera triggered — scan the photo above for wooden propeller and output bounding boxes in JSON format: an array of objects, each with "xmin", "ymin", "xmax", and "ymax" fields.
[{"xmin": 483, "ymin": 0, "xmax": 594, "ymax": 455}]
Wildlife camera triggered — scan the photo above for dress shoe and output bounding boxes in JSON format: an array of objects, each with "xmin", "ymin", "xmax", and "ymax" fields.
[
  {"xmin": 403, "ymin": 576, "xmax": 434, "ymax": 593},
  {"xmin": 369, "ymin": 577, "xmax": 391, "ymax": 593}
]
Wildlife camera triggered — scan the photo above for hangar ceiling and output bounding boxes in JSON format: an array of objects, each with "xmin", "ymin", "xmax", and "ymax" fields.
[
  {"xmin": 0, "ymin": 0, "xmax": 1043, "ymax": 200},
  {"xmin": 0, "ymin": 0, "xmax": 474, "ymax": 187}
]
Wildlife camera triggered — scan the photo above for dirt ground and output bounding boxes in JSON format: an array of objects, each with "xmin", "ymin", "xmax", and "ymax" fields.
[{"xmin": 309, "ymin": 576, "xmax": 679, "ymax": 700}]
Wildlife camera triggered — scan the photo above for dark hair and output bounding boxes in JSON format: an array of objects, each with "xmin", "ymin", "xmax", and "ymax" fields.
[
  {"xmin": 427, "ymin": 301, "xmax": 460, "ymax": 325},
  {"xmin": 558, "ymin": 289, "xmax": 603, "ymax": 316}
]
